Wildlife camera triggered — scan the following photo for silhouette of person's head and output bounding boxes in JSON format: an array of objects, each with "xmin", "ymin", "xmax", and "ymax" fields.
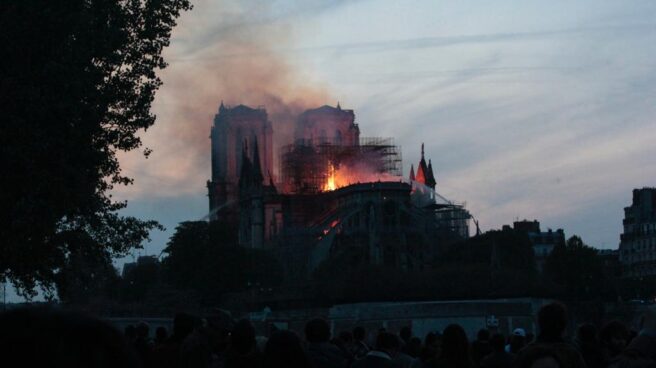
[
  {"xmin": 490, "ymin": 333, "xmax": 506, "ymax": 353},
  {"xmin": 173, "ymin": 313, "xmax": 197, "ymax": 342},
  {"xmin": 0, "ymin": 307, "xmax": 139, "ymax": 368},
  {"xmin": 439, "ymin": 324, "xmax": 471, "ymax": 364},
  {"xmin": 420, "ymin": 331, "xmax": 441, "ymax": 362},
  {"xmin": 263, "ymin": 330, "xmax": 311, "ymax": 368},
  {"xmin": 477, "ymin": 328, "xmax": 490, "ymax": 341},
  {"xmin": 376, "ymin": 331, "xmax": 401, "ymax": 357},
  {"xmin": 338, "ymin": 330, "xmax": 353, "ymax": 343},
  {"xmin": 400, "ymin": 326, "xmax": 412, "ymax": 344},
  {"xmin": 330, "ymin": 333, "xmax": 348, "ymax": 353},
  {"xmin": 305, "ymin": 318, "xmax": 330, "ymax": 343},
  {"xmin": 537, "ymin": 302, "xmax": 568, "ymax": 339},
  {"xmin": 353, "ymin": 326, "xmax": 366, "ymax": 342},
  {"xmin": 424, "ymin": 331, "xmax": 439, "ymax": 348},
  {"xmin": 509, "ymin": 329, "xmax": 527, "ymax": 353},
  {"xmin": 125, "ymin": 324, "xmax": 136, "ymax": 340},
  {"xmin": 136, "ymin": 322, "xmax": 149, "ymax": 339},
  {"xmin": 576, "ymin": 323, "xmax": 597, "ymax": 343},
  {"xmin": 599, "ymin": 320, "xmax": 629, "ymax": 355},
  {"xmin": 406, "ymin": 336, "xmax": 422, "ymax": 357},
  {"xmin": 155, "ymin": 326, "xmax": 168, "ymax": 344},
  {"xmin": 231, "ymin": 319, "xmax": 257, "ymax": 354}
]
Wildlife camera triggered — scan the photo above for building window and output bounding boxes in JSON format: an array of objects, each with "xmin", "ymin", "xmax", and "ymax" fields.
[{"xmin": 335, "ymin": 130, "xmax": 342, "ymax": 145}]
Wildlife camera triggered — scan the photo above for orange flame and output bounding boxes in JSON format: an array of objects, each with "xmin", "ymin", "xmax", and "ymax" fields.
[
  {"xmin": 324, "ymin": 164, "xmax": 337, "ymax": 191},
  {"xmin": 322, "ymin": 162, "xmax": 401, "ymax": 192},
  {"xmin": 322, "ymin": 163, "xmax": 353, "ymax": 191}
]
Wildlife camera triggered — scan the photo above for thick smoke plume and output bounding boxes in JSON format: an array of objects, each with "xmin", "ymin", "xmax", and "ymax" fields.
[{"xmin": 116, "ymin": 1, "xmax": 332, "ymax": 199}]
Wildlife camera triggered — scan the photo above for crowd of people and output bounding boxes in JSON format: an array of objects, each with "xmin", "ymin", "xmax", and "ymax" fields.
[{"xmin": 2, "ymin": 302, "xmax": 656, "ymax": 368}]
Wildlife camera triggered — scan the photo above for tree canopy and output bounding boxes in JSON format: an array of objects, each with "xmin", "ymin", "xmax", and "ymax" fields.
[
  {"xmin": 161, "ymin": 221, "xmax": 283, "ymax": 304},
  {"xmin": 0, "ymin": 0, "xmax": 191, "ymax": 296},
  {"xmin": 312, "ymin": 228, "xmax": 540, "ymax": 303},
  {"xmin": 53, "ymin": 231, "xmax": 120, "ymax": 304},
  {"xmin": 545, "ymin": 235, "xmax": 605, "ymax": 299}
]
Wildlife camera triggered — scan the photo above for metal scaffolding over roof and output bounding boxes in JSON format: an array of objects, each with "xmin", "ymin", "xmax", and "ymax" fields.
[{"xmin": 279, "ymin": 137, "xmax": 403, "ymax": 194}]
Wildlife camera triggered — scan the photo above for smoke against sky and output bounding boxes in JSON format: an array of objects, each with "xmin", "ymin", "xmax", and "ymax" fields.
[
  {"xmin": 115, "ymin": 0, "xmax": 656, "ymax": 256},
  {"xmin": 116, "ymin": 0, "xmax": 332, "ymax": 201}
]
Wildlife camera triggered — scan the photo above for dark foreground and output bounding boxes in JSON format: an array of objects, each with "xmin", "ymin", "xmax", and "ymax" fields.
[{"xmin": 1, "ymin": 302, "xmax": 656, "ymax": 368}]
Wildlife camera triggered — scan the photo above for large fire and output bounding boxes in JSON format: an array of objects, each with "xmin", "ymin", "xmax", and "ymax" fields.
[
  {"xmin": 321, "ymin": 162, "xmax": 400, "ymax": 192},
  {"xmin": 324, "ymin": 164, "xmax": 337, "ymax": 191}
]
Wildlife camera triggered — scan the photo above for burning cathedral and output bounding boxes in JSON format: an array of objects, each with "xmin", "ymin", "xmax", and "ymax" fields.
[{"xmin": 207, "ymin": 103, "xmax": 471, "ymax": 279}]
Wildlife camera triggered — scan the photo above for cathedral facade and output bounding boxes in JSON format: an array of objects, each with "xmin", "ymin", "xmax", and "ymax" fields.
[{"xmin": 207, "ymin": 102, "xmax": 469, "ymax": 279}]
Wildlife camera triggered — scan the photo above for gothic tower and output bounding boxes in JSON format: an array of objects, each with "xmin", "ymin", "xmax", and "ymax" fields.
[
  {"xmin": 237, "ymin": 138, "xmax": 266, "ymax": 248},
  {"xmin": 207, "ymin": 103, "xmax": 273, "ymax": 221},
  {"xmin": 294, "ymin": 104, "xmax": 359, "ymax": 145}
]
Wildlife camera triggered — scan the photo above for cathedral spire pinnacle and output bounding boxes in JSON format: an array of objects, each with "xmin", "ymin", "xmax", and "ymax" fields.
[
  {"xmin": 409, "ymin": 164, "xmax": 415, "ymax": 181},
  {"xmin": 416, "ymin": 143, "xmax": 429, "ymax": 185},
  {"xmin": 239, "ymin": 140, "xmax": 252, "ymax": 189},
  {"xmin": 251, "ymin": 137, "xmax": 264, "ymax": 185},
  {"xmin": 426, "ymin": 159, "xmax": 436, "ymax": 189}
]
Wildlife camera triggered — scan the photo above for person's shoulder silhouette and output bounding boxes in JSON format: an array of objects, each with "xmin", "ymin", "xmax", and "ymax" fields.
[{"xmin": 0, "ymin": 307, "xmax": 139, "ymax": 368}]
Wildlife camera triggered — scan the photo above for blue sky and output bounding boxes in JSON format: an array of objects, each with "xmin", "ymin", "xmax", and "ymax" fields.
[{"xmin": 115, "ymin": 0, "xmax": 656, "ymax": 261}]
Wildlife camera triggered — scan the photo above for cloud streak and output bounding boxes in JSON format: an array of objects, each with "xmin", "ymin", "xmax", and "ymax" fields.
[{"xmin": 170, "ymin": 22, "xmax": 656, "ymax": 61}]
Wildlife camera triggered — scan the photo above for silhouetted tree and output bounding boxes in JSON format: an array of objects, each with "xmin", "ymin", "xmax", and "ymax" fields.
[
  {"xmin": 545, "ymin": 235, "xmax": 604, "ymax": 299},
  {"xmin": 0, "ymin": 0, "xmax": 191, "ymax": 297},
  {"xmin": 313, "ymin": 228, "xmax": 540, "ymax": 302},
  {"xmin": 439, "ymin": 228, "xmax": 536, "ymax": 273},
  {"xmin": 436, "ymin": 228, "xmax": 538, "ymax": 297},
  {"xmin": 54, "ymin": 232, "xmax": 120, "ymax": 304},
  {"xmin": 161, "ymin": 221, "xmax": 212, "ymax": 290},
  {"xmin": 120, "ymin": 256, "xmax": 162, "ymax": 302},
  {"xmin": 161, "ymin": 221, "xmax": 283, "ymax": 304}
]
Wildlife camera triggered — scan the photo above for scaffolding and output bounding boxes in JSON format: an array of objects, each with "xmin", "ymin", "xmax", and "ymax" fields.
[
  {"xmin": 432, "ymin": 203, "xmax": 471, "ymax": 239},
  {"xmin": 358, "ymin": 137, "xmax": 403, "ymax": 176},
  {"xmin": 279, "ymin": 137, "xmax": 403, "ymax": 194}
]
